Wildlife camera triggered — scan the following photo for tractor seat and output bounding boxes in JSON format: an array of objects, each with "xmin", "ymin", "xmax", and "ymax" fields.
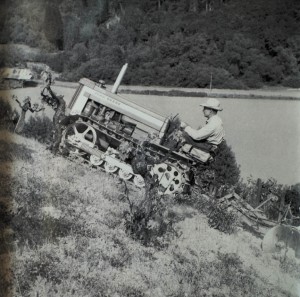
[{"xmin": 181, "ymin": 143, "xmax": 217, "ymax": 163}]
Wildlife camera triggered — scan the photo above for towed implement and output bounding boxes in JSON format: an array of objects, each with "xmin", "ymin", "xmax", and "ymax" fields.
[{"xmin": 59, "ymin": 64, "xmax": 214, "ymax": 195}]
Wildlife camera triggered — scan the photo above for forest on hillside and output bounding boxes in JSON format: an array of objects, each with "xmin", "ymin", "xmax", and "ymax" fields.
[{"xmin": 0, "ymin": 0, "xmax": 300, "ymax": 88}]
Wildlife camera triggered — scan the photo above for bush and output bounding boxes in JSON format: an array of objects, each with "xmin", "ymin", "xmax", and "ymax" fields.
[
  {"xmin": 172, "ymin": 248, "xmax": 284, "ymax": 296},
  {"xmin": 122, "ymin": 179, "xmax": 178, "ymax": 247},
  {"xmin": 23, "ymin": 115, "xmax": 53, "ymax": 144},
  {"xmin": 79, "ymin": 23, "xmax": 97, "ymax": 43},
  {"xmin": 0, "ymin": 140, "xmax": 33, "ymax": 162},
  {"xmin": 63, "ymin": 15, "xmax": 80, "ymax": 51},
  {"xmin": 242, "ymin": 71, "xmax": 263, "ymax": 88},
  {"xmin": 45, "ymin": 52, "xmax": 65, "ymax": 73},
  {"xmin": 282, "ymin": 75, "xmax": 300, "ymax": 88},
  {"xmin": 236, "ymin": 177, "xmax": 293, "ymax": 222},
  {"xmin": 0, "ymin": 98, "xmax": 19, "ymax": 131},
  {"xmin": 181, "ymin": 188, "xmax": 238, "ymax": 234},
  {"xmin": 207, "ymin": 199, "xmax": 238, "ymax": 233},
  {"xmin": 224, "ymin": 78, "xmax": 247, "ymax": 90},
  {"xmin": 193, "ymin": 140, "xmax": 240, "ymax": 197},
  {"xmin": 285, "ymin": 184, "xmax": 300, "ymax": 218}
]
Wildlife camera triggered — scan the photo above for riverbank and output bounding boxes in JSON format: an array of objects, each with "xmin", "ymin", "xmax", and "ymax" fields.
[
  {"xmin": 50, "ymin": 80, "xmax": 300, "ymax": 101},
  {"xmin": 118, "ymin": 85, "xmax": 300, "ymax": 101}
]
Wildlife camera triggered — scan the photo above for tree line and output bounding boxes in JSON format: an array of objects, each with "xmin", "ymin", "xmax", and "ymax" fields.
[{"xmin": 0, "ymin": 0, "xmax": 299, "ymax": 88}]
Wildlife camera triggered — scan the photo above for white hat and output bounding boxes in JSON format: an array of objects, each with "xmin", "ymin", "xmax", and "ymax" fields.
[{"xmin": 199, "ymin": 98, "xmax": 223, "ymax": 111}]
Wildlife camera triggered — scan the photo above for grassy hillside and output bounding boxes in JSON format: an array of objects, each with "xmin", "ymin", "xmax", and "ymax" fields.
[{"xmin": 0, "ymin": 130, "xmax": 299, "ymax": 297}]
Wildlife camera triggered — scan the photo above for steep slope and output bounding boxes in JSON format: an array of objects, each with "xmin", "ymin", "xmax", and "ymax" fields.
[{"xmin": 0, "ymin": 130, "xmax": 299, "ymax": 297}]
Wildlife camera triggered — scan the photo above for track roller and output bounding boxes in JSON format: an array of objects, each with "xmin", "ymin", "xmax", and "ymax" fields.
[
  {"xmin": 133, "ymin": 175, "xmax": 145, "ymax": 188},
  {"xmin": 118, "ymin": 169, "xmax": 133, "ymax": 180},
  {"xmin": 90, "ymin": 155, "xmax": 104, "ymax": 166},
  {"xmin": 104, "ymin": 161, "xmax": 118, "ymax": 173}
]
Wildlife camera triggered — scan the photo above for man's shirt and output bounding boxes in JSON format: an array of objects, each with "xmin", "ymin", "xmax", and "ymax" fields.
[{"xmin": 184, "ymin": 114, "xmax": 225, "ymax": 145}]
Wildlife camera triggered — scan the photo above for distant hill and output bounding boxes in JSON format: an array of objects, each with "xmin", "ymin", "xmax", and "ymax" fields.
[{"xmin": 0, "ymin": 0, "xmax": 300, "ymax": 88}]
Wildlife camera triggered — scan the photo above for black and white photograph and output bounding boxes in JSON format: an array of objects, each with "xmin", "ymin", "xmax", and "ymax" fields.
[{"xmin": 0, "ymin": 0, "xmax": 299, "ymax": 296}]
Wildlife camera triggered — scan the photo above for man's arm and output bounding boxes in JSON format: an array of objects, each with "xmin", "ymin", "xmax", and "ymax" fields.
[{"xmin": 184, "ymin": 121, "xmax": 215, "ymax": 141}]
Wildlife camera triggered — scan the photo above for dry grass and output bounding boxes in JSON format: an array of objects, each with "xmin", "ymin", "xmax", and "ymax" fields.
[{"xmin": 0, "ymin": 131, "xmax": 299, "ymax": 297}]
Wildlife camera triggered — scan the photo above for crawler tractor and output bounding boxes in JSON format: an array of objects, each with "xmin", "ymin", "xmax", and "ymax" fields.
[{"xmin": 60, "ymin": 64, "xmax": 213, "ymax": 195}]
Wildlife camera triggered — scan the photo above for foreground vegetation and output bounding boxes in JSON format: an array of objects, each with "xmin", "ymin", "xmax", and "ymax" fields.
[
  {"xmin": 0, "ymin": 93, "xmax": 300, "ymax": 296},
  {"xmin": 1, "ymin": 130, "xmax": 299, "ymax": 297},
  {"xmin": 1, "ymin": 0, "xmax": 300, "ymax": 88},
  {"xmin": 0, "ymin": 95, "xmax": 300, "ymax": 296}
]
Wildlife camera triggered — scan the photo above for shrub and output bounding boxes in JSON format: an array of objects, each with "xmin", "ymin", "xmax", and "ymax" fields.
[
  {"xmin": 242, "ymin": 70, "xmax": 263, "ymax": 88},
  {"xmin": 183, "ymin": 187, "xmax": 238, "ymax": 234},
  {"xmin": 207, "ymin": 199, "xmax": 238, "ymax": 233},
  {"xmin": 0, "ymin": 140, "xmax": 34, "ymax": 163},
  {"xmin": 23, "ymin": 115, "xmax": 53, "ymax": 144},
  {"xmin": 122, "ymin": 178, "xmax": 177, "ymax": 247},
  {"xmin": 224, "ymin": 78, "xmax": 247, "ymax": 90},
  {"xmin": 45, "ymin": 52, "xmax": 65, "ymax": 73},
  {"xmin": 79, "ymin": 23, "xmax": 97, "ymax": 43},
  {"xmin": 282, "ymin": 75, "xmax": 300, "ymax": 88},
  {"xmin": 63, "ymin": 15, "xmax": 80, "ymax": 51},
  {"xmin": 193, "ymin": 140, "xmax": 240, "ymax": 197},
  {"xmin": 236, "ymin": 177, "xmax": 294, "ymax": 222},
  {"xmin": 172, "ymin": 248, "xmax": 285, "ymax": 296},
  {"xmin": 285, "ymin": 184, "xmax": 300, "ymax": 222},
  {"xmin": 0, "ymin": 98, "xmax": 19, "ymax": 131}
]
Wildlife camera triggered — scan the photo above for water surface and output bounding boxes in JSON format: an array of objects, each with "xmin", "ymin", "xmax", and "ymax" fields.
[
  {"xmin": 2, "ymin": 87, "xmax": 299, "ymax": 185},
  {"xmin": 122, "ymin": 94, "xmax": 300, "ymax": 185}
]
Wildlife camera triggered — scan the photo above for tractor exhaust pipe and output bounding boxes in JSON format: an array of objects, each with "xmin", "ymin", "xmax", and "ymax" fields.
[{"xmin": 112, "ymin": 63, "xmax": 128, "ymax": 94}]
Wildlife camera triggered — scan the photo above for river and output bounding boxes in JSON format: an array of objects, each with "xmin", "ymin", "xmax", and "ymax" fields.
[
  {"xmin": 1, "ymin": 86, "xmax": 299, "ymax": 185},
  {"xmin": 122, "ymin": 94, "xmax": 300, "ymax": 185}
]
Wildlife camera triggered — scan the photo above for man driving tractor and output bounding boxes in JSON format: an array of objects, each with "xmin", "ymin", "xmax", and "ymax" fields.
[{"xmin": 180, "ymin": 98, "xmax": 225, "ymax": 156}]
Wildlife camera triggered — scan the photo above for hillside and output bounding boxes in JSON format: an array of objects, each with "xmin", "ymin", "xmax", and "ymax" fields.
[
  {"xmin": 0, "ymin": 0, "xmax": 300, "ymax": 88},
  {"xmin": 0, "ymin": 130, "xmax": 299, "ymax": 297}
]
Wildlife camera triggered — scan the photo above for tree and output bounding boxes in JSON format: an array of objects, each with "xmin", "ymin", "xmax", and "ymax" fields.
[
  {"xmin": 96, "ymin": 0, "xmax": 110, "ymax": 25},
  {"xmin": 44, "ymin": 2, "xmax": 64, "ymax": 50},
  {"xmin": 188, "ymin": 0, "xmax": 199, "ymax": 12},
  {"xmin": 63, "ymin": 15, "xmax": 80, "ymax": 50}
]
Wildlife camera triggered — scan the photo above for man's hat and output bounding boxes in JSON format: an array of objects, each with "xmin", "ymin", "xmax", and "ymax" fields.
[{"xmin": 199, "ymin": 98, "xmax": 223, "ymax": 111}]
